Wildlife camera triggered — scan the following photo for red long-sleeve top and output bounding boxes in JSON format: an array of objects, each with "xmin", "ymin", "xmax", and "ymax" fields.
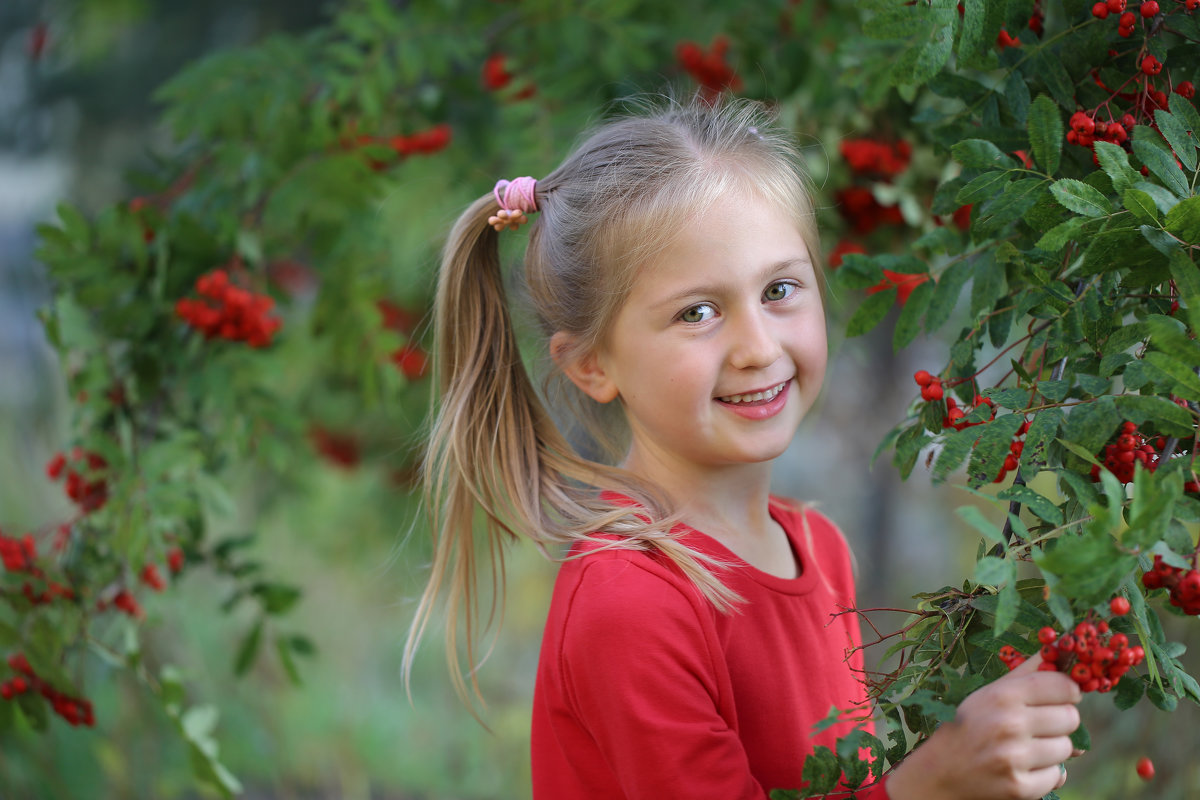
[{"xmin": 531, "ymin": 498, "xmax": 890, "ymax": 799}]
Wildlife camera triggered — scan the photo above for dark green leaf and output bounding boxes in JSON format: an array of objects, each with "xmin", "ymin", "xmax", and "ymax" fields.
[
  {"xmin": 970, "ymin": 251, "xmax": 1006, "ymax": 319},
  {"xmin": 1050, "ymin": 179, "xmax": 1112, "ymax": 217},
  {"xmin": 1093, "ymin": 141, "xmax": 1138, "ymax": 194},
  {"xmin": 934, "ymin": 424, "xmax": 982, "ymax": 484},
  {"xmin": 800, "ymin": 745, "xmax": 842, "ymax": 795},
  {"xmin": 1027, "ymin": 94, "xmax": 1062, "ymax": 175},
  {"xmin": 952, "ymin": 139, "xmax": 1012, "ymax": 170},
  {"xmin": 252, "ymin": 582, "xmax": 303, "ymax": 615},
  {"xmin": 997, "ymin": 485, "xmax": 1064, "ymax": 524},
  {"xmin": 895, "ymin": 280, "xmax": 935, "ymax": 351},
  {"xmin": 847, "ymin": 289, "xmax": 896, "ymax": 337},
  {"xmin": 1113, "ymin": 395, "xmax": 1194, "ymax": 437},
  {"xmin": 234, "ymin": 619, "xmax": 263, "ymax": 676},
  {"xmin": 1036, "ymin": 217, "xmax": 1085, "ymax": 252},
  {"xmin": 1113, "ymin": 674, "xmax": 1144, "ymax": 710},
  {"xmin": 1019, "ymin": 407, "xmax": 1061, "ymax": 480},
  {"xmin": 957, "ymin": 171, "xmax": 1013, "ymax": 205},
  {"xmin": 1165, "ymin": 196, "xmax": 1200, "ymax": 245},
  {"xmin": 1122, "ymin": 188, "xmax": 1159, "ymax": 225},
  {"xmin": 1035, "ymin": 526, "xmax": 1137, "ymax": 606},
  {"xmin": 1154, "ymin": 109, "xmax": 1197, "ymax": 172},
  {"xmin": 1144, "ymin": 351, "xmax": 1200, "ymax": 400},
  {"xmin": 926, "ymin": 259, "xmax": 971, "ymax": 334},
  {"xmin": 1132, "ymin": 126, "xmax": 1190, "ymax": 198},
  {"xmin": 1059, "ymin": 397, "xmax": 1121, "ymax": 466}
]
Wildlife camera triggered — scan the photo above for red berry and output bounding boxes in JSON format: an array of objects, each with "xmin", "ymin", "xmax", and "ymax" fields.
[
  {"xmin": 914, "ymin": 370, "xmax": 933, "ymax": 387},
  {"xmin": 1177, "ymin": 81, "xmax": 1196, "ymax": 99},
  {"xmin": 922, "ymin": 383, "xmax": 944, "ymax": 402},
  {"xmin": 1136, "ymin": 756, "xmax": 1155, "ymax": 781},
  {"xmin": 1110, "ymin": 596, "xmax": 1131, "ymax": 616},
  {"xmin": 1093, "ymin": 1, "xmax": 1110, "ymax": 17},
  {"xmin": 1038, "ymin": 626, "xmax": 1058, "ymax": 644},
  {"xmin": 1140, "ymin": 0, "xmax": 1158, "ymax": 16},
  {"xmin": 1107, "ymin": 0, "xmax": 1126, "ymax": 11},
  {"xmin": 1142, "ymin": 55, "xmax": 1162, "ymax": 75}
]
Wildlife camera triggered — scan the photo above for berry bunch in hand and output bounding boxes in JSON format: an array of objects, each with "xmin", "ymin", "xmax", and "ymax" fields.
[
  {"xmin": 1142, "ymin": 554, "xmax": 1200, "ymax": 615},
  {"xmin": 999, "ymin": 615, "xmax": 1144, "ymax": 694}
]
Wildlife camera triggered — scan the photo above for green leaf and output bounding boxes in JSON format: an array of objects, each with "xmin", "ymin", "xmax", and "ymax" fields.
[
  {"xmin": 1020, "ymin": 407, "xmax": 1061, "ymax": 479},
  {"xmin": 1154, "ymin": 109, "xmax": 1197, "ymax": 172},
  {"xmin": 894, "ymin": 280, "xmax": 935, "ymax": 351},
  {"xmin": 1168, "ymin": 250, "xmax": 1200, "ymax": 333},
  {"xmin": 1132, "ymin": 126, "xmax": 1190, "ymax": 198},
  {"xmin": 1049, "ymin": 179, "xmax": 1112, "ymax": 217},
  {"xmin": 970, "ymin": 251, "xmax": 1006, "ymax": 319},
  {"xmin": 957, "ymin": 171, "xmax": 1012, "ymax": 205},
  {"xmin": 847, "ymin": 289, "xmax": 895, "ymax": 337},
  {"xmin": 934, "ymin": 424, "xmax": 982, "ymax": 484},
  {"xmin": 994, "ymin": 581, "xmax": 1020, "ymax": 636},
  {"xmin": 1122, "ymin": 188, "xmax": 1160, "ymax": 225},
  {"xmin": 1093, "ymin": 141, "xmax": 1139, "ymax": 194},
  {"xmin": 252, "ymin": 582, "xmax": 303, "ymax": 615},
  {"xmin": 975, "ymin": 554, "xmax": 1015, "ymax": 586},
  {"xmin": 1165, "ymin": 196, "xmax": 1200, "ymax": 245},
  {"xmin": 1036, "ymin": 217, "xmax": 1085, "ymax": 252},
  {"xmin": 1035, "ymin": 526, "xmax": 1137, "ymax": 607},
  {"xmin": 959, "ymin": 0, "xmax": 1004, "ymax": 69},
  {"xmin": 1144, "ymin": 351, "xmax": 1200, "ymax": 400},
  {"xmin": 926, "ymin": 259, "xmax": 971, "ymax": 334},
  {"xmin": 1059, "ymin": 397, "xmax": 1121, "ymax": 463},
  {"xmin": 234, "ymin": 619, "xmax": 263, "ymax": 676},
  {"xmin": 959, "ymin": 505, "xmax": 1007, "ymax": 547},
  {"xmin": 1113, "ymin": 394, "xmax": 1194, "ymax": 437},
  {"xmin": 996, "ymin": 485, "xmax": 1064, "ymax": 525},
  {"xmin": 1113, "ymin": 674, "xmax": 1144, "ymax": 710},
  {"xmin": 1168, "ymin": 92, "xmax": 1200, "ymax": 150},
  {"xmin": 952, "ymin": 139, "xmax": 1012, "ymax": 170},
  {"xmin": 1033, "ymin": 49, "xmax": 1074, "ymax": 109},
  {"xmin": 1027, "ymin": 94, "xmax": 1063, "ymax": 176},
  {"xmin": 1070, "ymin": 721, "xmax": 1091, "ymax": 752},
  {"xmin": 800, "ymin": 745, "xmax": 842, "ymax": 795}
]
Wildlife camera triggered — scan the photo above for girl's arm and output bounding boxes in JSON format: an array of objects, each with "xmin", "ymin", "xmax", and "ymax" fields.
[{"xmin": 884, "ymin": 655, "xmax": 1083, "ymax": 800}]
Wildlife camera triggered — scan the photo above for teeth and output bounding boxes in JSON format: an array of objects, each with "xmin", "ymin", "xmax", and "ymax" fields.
[{"xmin": 719, "ymin": 382, "xmax": 787, "ymax": 404}]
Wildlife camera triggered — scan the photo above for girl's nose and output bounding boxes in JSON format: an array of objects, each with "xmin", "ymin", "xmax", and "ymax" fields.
[{"xmin": 728, "ymin": 309, "xmax": 783, "ymax": 370}]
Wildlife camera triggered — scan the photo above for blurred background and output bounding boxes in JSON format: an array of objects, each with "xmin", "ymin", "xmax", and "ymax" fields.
[{"xmin": 0, "ymin": 1, "xmax": 1197, "ymax": 798}]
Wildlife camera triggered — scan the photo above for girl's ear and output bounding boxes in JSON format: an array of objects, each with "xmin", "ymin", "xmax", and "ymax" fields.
[{"xmin": 549, "ymin": 331, "xmax": 619, "ymax": 404}]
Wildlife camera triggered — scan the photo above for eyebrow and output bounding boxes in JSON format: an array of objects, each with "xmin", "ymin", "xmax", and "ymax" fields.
[{"xmin": 652, "ymin": 257, "xmax": 812, "ymax": 309}]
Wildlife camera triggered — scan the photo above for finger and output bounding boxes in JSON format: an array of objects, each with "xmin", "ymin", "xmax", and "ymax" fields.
[
  {"xmin": 1023, "ymin": 763, "xmax": 1070, "ymax": 798},
  {"xmin": 1017, "ymin": 670, "xmax": 1083, "ymax": 706},
  {"xmin": 1055, "ymin": 764, "xmax": 1068, "ymax": 790},
  {"xmin": 1025, "ymin": 703, "xmax": 1082, "ymax": 737},
  {"xmin": 1070, "ymin": 748, "xmax": 1086, "ymax": 759},
  {"xmin": 1023, "ymin": 734, "xmax": 1076, "ymax": 770}
]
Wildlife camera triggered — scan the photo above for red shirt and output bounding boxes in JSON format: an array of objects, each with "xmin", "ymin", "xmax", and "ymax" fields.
[{"xmin": 531, "ymin": 499, "xmax": 890, "ymax": 799}]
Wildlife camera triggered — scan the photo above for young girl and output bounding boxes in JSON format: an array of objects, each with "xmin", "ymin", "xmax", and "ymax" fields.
[{"xmin": 406, "ymin": 98, "xmax": 1083, "ymax": 799}]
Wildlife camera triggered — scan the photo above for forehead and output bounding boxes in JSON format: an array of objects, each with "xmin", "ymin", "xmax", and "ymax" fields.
[{"xmin": 630, "ymin": 189, "xmax": 814, "ymax": 290}]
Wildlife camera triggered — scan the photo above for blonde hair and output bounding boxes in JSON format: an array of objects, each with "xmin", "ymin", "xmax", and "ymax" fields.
[{"xmin": 404, "ymin": 96, "xmax": 821, "ymax": 706}]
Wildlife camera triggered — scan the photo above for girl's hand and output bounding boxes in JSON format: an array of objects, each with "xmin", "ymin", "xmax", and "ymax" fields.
[{"xmin": 885, "ymin": 655, "xmax": 1083, "ymax": 800}]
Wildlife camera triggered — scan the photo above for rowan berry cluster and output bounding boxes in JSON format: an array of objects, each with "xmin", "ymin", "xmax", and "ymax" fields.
[
  {"xmin": 839, "ymin": 139, "xmax": 913, "ymax": 180},
  {"xmin": 1, "ymin": 526, "xmax": 77, "ymax": 606},
  {"xmin": 175, "ymin": 268, "xmax": 281, "ymax": 348},
  {"xmin": 481, "ymin": 54, "xmax": 536, "ymax": 99},
  {"xmin": 345, "ymin": 123, "xmax": 453, "ymax": 171},
  {"xmin": 1071, "ymin": 0, "xmax": 1196, "ymax": 158},
  {"xmin": 1090, "ymin": 421, "xmax": 1160, "ymax": 484},
  {"xmin": 46, "ymin": 448, "xmax": 109, "ymax": 513},
  {"xmin": 676, "ymin": 36, "xmax": 742, "ymax": 98},
  {"xmin": 1142, "ymin": 554, "xmax": 1200, "ymax": 614},
  {"xmin": 1, "ymin": 654, "xmax": 95, "ymax": 727},
  {"xmin": 836, "ymin": 187, "xmax": 904, "ymax": 236},
  {"xmin": 1000, "ymin": 615, "xmax": 1145, "ymax": 694}
]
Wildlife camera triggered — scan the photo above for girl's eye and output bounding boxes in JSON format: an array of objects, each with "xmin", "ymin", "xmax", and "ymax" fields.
[
  {"xmin": 764, "ymin": 281, "xmax": 798, "ymax": 302},
  {"xmin": 679, "ymin": 303, "xmax": 716, "ymax": 323}
]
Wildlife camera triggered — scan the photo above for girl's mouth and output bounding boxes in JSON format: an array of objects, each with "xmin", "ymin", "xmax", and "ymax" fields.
[{"xmin": 716, "ymin": 381, "xmax": 789, "ymax": 405}]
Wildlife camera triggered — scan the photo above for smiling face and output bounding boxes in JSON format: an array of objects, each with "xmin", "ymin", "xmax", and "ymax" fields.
[{"xmin": 582, "ymin": 187, "xmax": 827, "ymax": 484}]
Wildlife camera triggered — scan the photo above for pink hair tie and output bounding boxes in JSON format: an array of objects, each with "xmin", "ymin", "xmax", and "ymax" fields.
[{"xmin": 488, "ymin": 176, "xmax": 538, "ymax": 231}]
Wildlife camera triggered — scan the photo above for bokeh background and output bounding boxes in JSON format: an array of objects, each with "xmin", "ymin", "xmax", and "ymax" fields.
[{"xmin": 1, "ymin": 1, "xmax": 1197, "ymax": 798}]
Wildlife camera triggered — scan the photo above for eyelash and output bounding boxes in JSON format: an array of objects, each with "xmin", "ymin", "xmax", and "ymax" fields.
[{"xmin": 677, "ymin": 280, "xmax": 800, "ymax": 324}]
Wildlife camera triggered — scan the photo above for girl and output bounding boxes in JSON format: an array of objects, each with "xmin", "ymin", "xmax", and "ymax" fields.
[{"xmin": 405, "ymin": 98, "xmax": 1082, "ymax": 799}]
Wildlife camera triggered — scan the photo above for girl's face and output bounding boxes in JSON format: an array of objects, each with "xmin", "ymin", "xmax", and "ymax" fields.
[{"xmin": 589, "ymin": 188, "xmax": 827, "ymax": 480}]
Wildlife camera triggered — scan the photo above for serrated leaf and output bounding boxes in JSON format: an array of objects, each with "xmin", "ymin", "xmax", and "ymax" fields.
[
  {"xmin": 926, "ymin": 259, "xmax": 971, "ymax": 334},
  {"xmin": 847, "ymin": 289, "xmax": 895, "ymax": 337},
  {"xmin": 959, "ymin": 505, "xmax": 1007, "ymax": 546},
  {"xmin": 934, "ymin": 424, "xmax": 982, "ymax": 483},
  {"xmin": 957, "ymin": 171, "xmax": 1013, "ymax": 205},
  {"xmin": 997, "ymin": 485, "xmax": 1064, "ymax": 524},
  {"xmin": 1165, "ymin": 196, "xmax": 1200, "ymax": 245},
  {"xmin": 1113, "ymin": 394, "xmax": 1194, "ymax": 437},
  {"xmin": 1132, "ymin": 127, "xmax": 1190, "ymax": 198},
  {"xmin": 1144, "ymin": 351, "xmax": 1200, "ymax": 400},
  {"xmin": 1122, "ymin": 188, "xmax": 1159, "ymax": 225},
  {"xmin": 1027, "ymin": 94, "xmax": 1063, "ymax": 175},
  {"xmin": 975, "ymin": 554, "xmax": 1015, "ymax": 585},
  {"xmin": 1050, "ymin": 179, "xmax": 1112, "ymax": 217},
  {"xmin": 894, "ymin": 280, "xmax": 934, "ymax": 350},
  {"xmin": 1094, "ymin": 141, "xmax": 1139, "ymax": 194},
  {"xmin": 1154, "ymin": 109, "xmax": 1197, "ymax": 172},
  {"xmin": 952, "ymin": 139, "xmax": 1012, "ymax": 170},
  {"xmin": 1036, "ymin": 217, "xmax": 1085, "ymax": 252}
]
